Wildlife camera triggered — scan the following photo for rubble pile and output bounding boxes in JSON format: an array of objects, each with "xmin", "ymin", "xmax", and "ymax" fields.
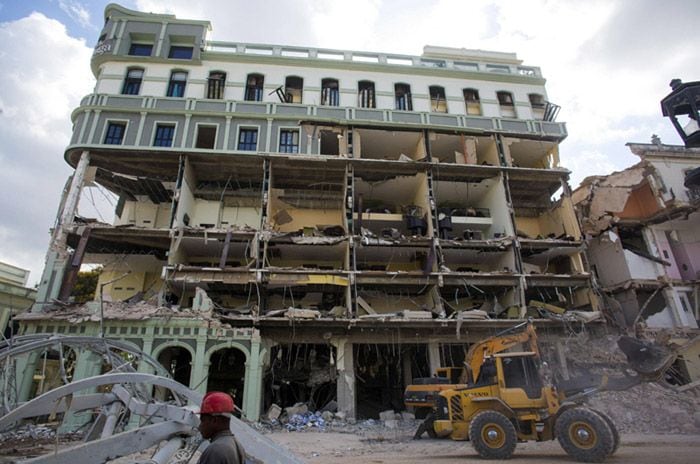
[{"xmin": 557, "ymin": 331, "xmax": 700, "ymax": 434}]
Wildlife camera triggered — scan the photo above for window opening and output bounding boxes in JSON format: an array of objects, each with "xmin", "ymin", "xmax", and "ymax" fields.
[
  {"xmin": 358, "ymin": 81, "xmax": 375, "ymax": 108},
  {"xmin": 429, "ymin": 86, "xmax": 447, "ymax": 113},
  {"xmin": 104, "ymin": 122, "xmax": 126, "ymax": 145},
  {"xmin": 285, "ymin": 76, "xmax": 303, "ymax": 103},
  {"xmin": 238, "ymin": 128, "xmax": 258, "ymax": 151},
  {"xmin": 321, "ymin": 78, "xmax": 339, "ymax": 106},
  {"xmin": 129, "ymin": 43, "xmax": 152, "ymax": 56},
  {"xmin": 168, "ymin": 45, "xmax": 193, "ymax": 59},
  {"xmin": 154, "ymin": 124, "xmax": 175, "ymax": 147},
  {"xmin": 167, "ymin": 71, "xmax": 187, "ymax": 97},
  {"xmin": 395, "ymin": 83, "xmax": 412, "ymax": 111},
  {"xmin": 463, "ymin": 88, "xmax": 481, "ymax": 115},
  {"xmin": 245, "ymin": 73, "xmax": 264, "ymax": 101},
  {"xmin": 121, "ymin": 68, "xmax": 143, "ymax": 95},
  {"xmin": 497, "ymin": 91, "xmax": 516, "ymax": 117},
  {"xmin": 207, "ymin": 71, "xmax": 226, "ymax": 99},
  {"xmin": 195, "ymin": 126, "xmax": 217, "ymax": 149},
  {"xmin": 279, "ymin": 129, "xmax": 299, "ymax": 153}
]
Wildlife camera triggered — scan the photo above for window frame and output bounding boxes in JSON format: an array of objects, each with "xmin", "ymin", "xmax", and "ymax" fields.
[
  {"xmin": 236, "ymin": 125, "xmax": 261, "ymax": 151},
  {"xmin": 497, "ymin": 91, "xmax": 515, "ymax": 107},
  {"xmin": 278, "ymin": 127, "xmax": 301, "ymax": 154},
  {"xmin": 429, "ymin": 85, "xmax": 448, "ymax": 113},
  {"xmin": 152, "ymin": 122, "xmax": 178, "ymax": 147},
  {"xmin": 168, "ymin": 45, "xmax": 193, "ymax": 60},
  {"xmin": 194, "ymin": 123, "xmax": 219, "ymax": 150},
  {"xmin": 167, "ymin": 70, "xmax": 188, "ymax": 98},
  {"xmin": 321, "ymin": 78, "xmax": 340, "ymax": 106},
  {"xmin": 207, "ymin": 71, "xmax": 227, "ymax": 100},
  {"xmin": 394, "ymin": 83, "xmax": 413, "ymax": 111},
  {"xmin": 245, "ymin": 73, "xmax": 265, "ymax": 102},
  {"xmin": 358, "ymin": 80, "xmax": 376, "ymax": 109},
  {"xmin": 128, "ymin": 43, "xmax": 153, "ymax": 57},
  {"xmin": 284, "ymin": 76, "xmax": 304, "ymax": 104},
  {"xmin": 121, "ymin": 67, "xmax": 144, "ymax": 95},
  {"xmin": 463, "ymin": 88, "xmax": 481, "ymax": 116},
  {"xmin": 102, "ymin": 120, "xmax": 129, "ymax": 145}
]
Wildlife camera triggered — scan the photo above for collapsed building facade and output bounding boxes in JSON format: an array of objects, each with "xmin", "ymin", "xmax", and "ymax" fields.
[
  {"xmin": 15, "ymin": 4, "xmax": 601, "ymax": 421},
  {"xmin": 573, "ymin": 142, "xmax": 700, "ymax": 383}
]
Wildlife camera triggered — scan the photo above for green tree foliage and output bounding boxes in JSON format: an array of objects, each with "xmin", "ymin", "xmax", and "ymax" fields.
[{"xmin": 70, "ymin": 268, "xmax": 102, "ymax": 303}]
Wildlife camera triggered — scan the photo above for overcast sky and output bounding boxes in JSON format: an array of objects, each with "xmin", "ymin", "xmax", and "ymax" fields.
[{"xmin": 0, "ymin": 0, "xmax": 698, "ymax": 285}]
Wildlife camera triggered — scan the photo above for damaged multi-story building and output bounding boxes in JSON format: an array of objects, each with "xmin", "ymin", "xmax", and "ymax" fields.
[
  {"xmin": 15, "ymin": 4, "xmax": 601, "ymax": 420},
  {"xmin": 573, "ymin": 142, "xmax": 700, "ymax": 332}
]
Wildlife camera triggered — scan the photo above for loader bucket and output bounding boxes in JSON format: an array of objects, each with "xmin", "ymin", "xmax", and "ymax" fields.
[{"xmin": 617, "ymin": 336, "xmax": 676, "ymax": 379}]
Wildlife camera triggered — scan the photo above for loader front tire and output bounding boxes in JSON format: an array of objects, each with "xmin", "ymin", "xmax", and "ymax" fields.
[
  {"xmin": 468, "ymin": 410, "xmax": 517, "ymax": 459},
  {"xmin": 589, "ymin": 408, "xmax": 620, "ymax": 455},
  {"xmin": 556, "ymin": 407, "xmax": 614, "ymax": 462}
]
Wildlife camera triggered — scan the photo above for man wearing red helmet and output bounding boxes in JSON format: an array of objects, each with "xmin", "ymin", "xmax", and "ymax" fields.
[{"xmin": 197, "ymin": 391, "xmax": 246, "ymax": 464}]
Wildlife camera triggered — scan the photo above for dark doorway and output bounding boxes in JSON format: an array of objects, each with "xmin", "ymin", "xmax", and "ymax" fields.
[
  {"xmin": 157, "ymin": 346, "xmax": 192, "ymax": 387},
  {"xmin": 354, "ymin": 343, "xmax": 429, "ymax": 418},
  {"xmin": 320, "ymin": 130, "xmax": 340, "ymax": 156},
  {"xmin": 195, "ymin": 125, "xmax": 217, "ymax": 149},
  {"xmin": 208, "ymin": 347, "xmax": 246, "ymax": 407},
  {"xmin": 263, "ymin": 344, "xmax": 337, "ymax": 412}
]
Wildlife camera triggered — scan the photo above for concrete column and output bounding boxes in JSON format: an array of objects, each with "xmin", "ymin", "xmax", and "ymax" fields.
[
  {"xmin": 428, "ymin": 341, "xmax": 441, "ymax": 374},
  {"xmin": 34, "ymin": 151, "xmax": 91, "ymax": 312},
  {"xmin": 242, "ymin": 330, "xmax": 263, "ymax": 421},
  {"xmin": 16, "ymin": 352, "xmax": 40, "ymax": 403},
  {"xmin": 334, "ymin": 338, "xmax": 356, "ymax": 419},
  {"xmin": 190, "ymin": 331, "xmax": 208, "ymax": 394},
  {"xmin": 60, "ymin": 350, "xmax": 102, "ymax": 432}
]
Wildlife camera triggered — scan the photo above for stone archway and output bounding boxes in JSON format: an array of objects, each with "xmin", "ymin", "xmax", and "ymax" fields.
[
  {"xmin": 207, "ymin": 347, "xmax": 246, "ymax": 408},
  {"xmin": 156, "ymin": 346, "xmax": 193, "ymax": 387}
]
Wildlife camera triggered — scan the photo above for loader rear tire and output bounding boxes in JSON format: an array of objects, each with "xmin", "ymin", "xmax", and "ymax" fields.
[
  {"xmin": 590, "ymin": 408, "xmax": 620, "ymax": 455},
  {"xmin": 556, "ymin": 407, "xmax": 614, "ymax": 462},
  {"xmin": 468, "ymin": 410, "xmax": 517, "ymax": 460}
]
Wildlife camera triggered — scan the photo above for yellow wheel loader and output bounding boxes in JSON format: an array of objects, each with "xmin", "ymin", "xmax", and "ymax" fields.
[{"xmin": 427, "ymin": 321, "xmax": 675, "ymax": 462}]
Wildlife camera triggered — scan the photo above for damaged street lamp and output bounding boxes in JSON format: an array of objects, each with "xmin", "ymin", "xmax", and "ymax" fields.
[{"xmin": 661, "ymin": 79, "xmax": 700, "ymax": 148}]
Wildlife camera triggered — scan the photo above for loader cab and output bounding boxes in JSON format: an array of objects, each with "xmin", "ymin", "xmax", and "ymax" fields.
[{"xmin": 493, "ymin": 352, "xmax": 548, "ymax": 408}]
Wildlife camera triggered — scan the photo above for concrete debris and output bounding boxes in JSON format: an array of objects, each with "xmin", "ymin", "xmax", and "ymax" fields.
[
  {"xmin": 284, "ymin": 308, "xmax": 321, "ymax": 319},
  {"xmin": 399, "ymin": 310, "xmax": 433, "ymax": 319},
  {"xmin": 379, "ymin": 410, "xmax": 398, "ymax": 421},
  {"xmin": 266, "ymin": 404, "xmax": 282, "ymax": 421}
]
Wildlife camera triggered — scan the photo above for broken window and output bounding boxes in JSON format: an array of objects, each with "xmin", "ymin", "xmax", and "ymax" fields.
[
  {"xmin": 167, "ymin": 70, "xmax": 187, "ymax": 97},
  {"xmin": 207, "ymin": 71, "xmax": 226, "ymax": 99},
  {"xmin": 104, "ymin": 122, "xmax": 126, "ymax": 145},
  {"xmin": 463, "ymin": 88, "xmax": 481, "ymax": 115},
  {"xmin": 128, "ymin": 43, "xmax": 152, "ymax": 56},
  {"xmin": 497, "ymin": 91, "xmax": 516, "ymax": 117},
  {"xmin": 285, "ymin": 76, "xmax": 303, "ymax": 103},
  {"xmin": 168, "ymin": 45, "xmax": 193, "ymax": 59},
  {"xmin": 237, "ymin": 128, "xmax": 258, "ymax": 151},
  {"xmin": 429, "ymin": 85, "xmax": 447, "ymax": 113},
  {"xmin": 279, "ymin": 129, "xmax": 300, "ymax": 153},
  {"xmin": 121, "ymin": 67, "xmax": 143, "ymax": 95},
  {"xmin": 529, "ymin": 93, "xmax": 546, "ymax": 119},
  {"xmin": 394, "ymin": 83, "xmax": 412, "ymax": 111},
  {"xmin": 358, "ymin": 80, "xmax": 375, "ymax": 108},
  {"xmin": 153, "ymin": 123, "xmax": 175, "ymax": 147},
  {"xmin": 195, "ymin": 125, "xmax": 217, "ymax": 149},
  {"xmin": 245, "ymin": 73, "xmax": 264, "ymax": 101},
  {"xmin": 321, "ymin": 78, "xmax": 339, "ymax": 106}
]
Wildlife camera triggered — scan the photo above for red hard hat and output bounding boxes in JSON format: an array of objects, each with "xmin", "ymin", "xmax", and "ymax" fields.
[{"xmin": 200, "ymin": 391, "xmax": 235, "ymax": 415}]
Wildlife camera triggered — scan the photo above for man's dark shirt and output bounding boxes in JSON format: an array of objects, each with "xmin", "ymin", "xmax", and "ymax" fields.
[{"xmin": 197, "ymin": 430, "xmax": 245, "ymax": 464}]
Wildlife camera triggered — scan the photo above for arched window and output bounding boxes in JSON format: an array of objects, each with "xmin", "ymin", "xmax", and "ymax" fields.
[
  {"xmin": 167, "ymin": 71, "xmax": 187, "ymax": 97},
  {"xmin": 285, "ymin": 76, "xmax": 303, "ymax": 103},
  {"xmin": 245, "ymin": 73, "xmax": 264, "ymax": 101},
  {"xmin": 497, "ymin": 91, "xmax": 516, "ymax": 117},
  {"xmin": 463, "ymin": 88, "xmax": 481, "ymax": 115},
  {"xmin": 121, "ymin": 68, "xmax": 144, "ymax": 95},
  {"xmin": 207, "ymin": 71, "xmax": 226, "ymax": 99},
  {"xmin": 358, "ymin": 80, "xmax": 375, "ymax": 108},
  {"xmin": 395, "ymin": 83, "xmax": 412, "ymax": 111},
  {"xmin": 429, "ymin": 85, "xmax": 447, "ymax": 113},
  {"xmin": 321, "ymin": 78, "xmax": 339, "ymax": 106}
]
